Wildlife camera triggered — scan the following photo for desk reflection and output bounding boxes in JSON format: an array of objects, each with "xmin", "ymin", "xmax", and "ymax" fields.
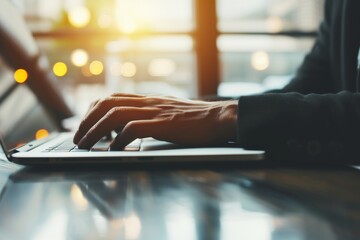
[{"xmin": 0, "ymin": 167, "xmax": 358, "ymax": 240}]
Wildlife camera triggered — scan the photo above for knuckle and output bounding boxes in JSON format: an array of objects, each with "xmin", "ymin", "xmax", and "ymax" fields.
[
  {"xmin": 105, "ymin": 107, "xmax": 121, "ymax": 118},
  {"xmin": 98, "ymin": 97, "xmax": 113, "ymax": 109},
  {"xmin": 145, "ymin": 96, "xmax": 161, "ymax": 105},
  {"xmin": 108, "ymin": 107, "xmax": 117, "ymax": 116},
  {"xmin": 125, "ymin": 121, "xmax": 137, "ymax": 130},
  {"xmin": 144, "ymin": 96, "xmax": 171, "ymax": 106},
  {"xmin": 144, "ymin": 97, "xmax": 154, "ymax": 105},
  {"xmin": 124, "ymin": 121, "xmax": 140, "ymax": 134}
]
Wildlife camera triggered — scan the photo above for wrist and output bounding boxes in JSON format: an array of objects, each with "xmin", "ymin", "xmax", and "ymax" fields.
[{"xmin": 221, "ymin": 100, "xmax": 238, "ymax": 142}]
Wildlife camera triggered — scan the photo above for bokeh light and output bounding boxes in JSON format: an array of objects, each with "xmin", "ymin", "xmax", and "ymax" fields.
[
  {"xmin": 35, "ymin": 129, "xmax": 49, "ymax": 140},
  {"xmin": 121, "ymin": 62, "xmax": 137, "ymax": 78},
  {"xmin": 251, "ymin": 51, "xmax": 270, "ymax": 71},
  {"xmin": 68, "ymin": 6, "xmax": 91, "ymax": 28},
  {"xmin": 14, "ymin": 69, "xmax": 28, "ymax": 84},
  {"xmin": 97, "ymin": 14, "xmax": 112, "ymax": 29},
  {"xmin": 118, "ymin": 20, "xmax": 138, "ymax": 34},
  {"xmin": 110, "ymin": 61, "xmax": 123, "ymax": 77},
  {"xmin": 53, "ymin": 62, "xmax": 68, "ymax": 77},
  {"xmin": 266, "ymin": 16, "xmax": 283, "ymax": 33},
  {"xmin": 71, "ymin": 49, "xmax": 89, "ymax": 67},
  {"xmin": 148, "ymin": 58, "xmax": 176, "ymax": 77},
  {"xmin": 114, "ymin": 0, "xmax": 157, "ymax": 34},
  {"xmin": 89, "ymin": 60, "xmax": 104, "ymax": 75}
]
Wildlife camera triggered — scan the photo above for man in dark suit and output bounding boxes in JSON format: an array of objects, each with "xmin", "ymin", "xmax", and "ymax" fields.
[{"xmin": 74, "ymin": 0, "xmax": 360, "ymax": 162}]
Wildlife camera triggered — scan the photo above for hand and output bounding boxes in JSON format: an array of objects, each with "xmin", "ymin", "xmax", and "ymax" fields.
[{"xmin": 73, "ymin": 93, "xmax": 238, "ymax": 150}]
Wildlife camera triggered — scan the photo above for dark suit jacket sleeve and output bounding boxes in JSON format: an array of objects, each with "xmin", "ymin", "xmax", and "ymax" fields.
[
  {"xmin": 237, "ymin": 92, "xmax": 360, "ymax": 163},
  {"xmin": 236, "ymin": 0, "xmax": 360, "ymax": 163}
]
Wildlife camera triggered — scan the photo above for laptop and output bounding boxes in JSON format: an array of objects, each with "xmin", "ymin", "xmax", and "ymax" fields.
[
  {"xmin": 0, "ymin": 0, "xmax": 264, "ymax": 166},
  {"xmin": 0, "ymin": 88, "xmax": 264, "ymax": 165}
]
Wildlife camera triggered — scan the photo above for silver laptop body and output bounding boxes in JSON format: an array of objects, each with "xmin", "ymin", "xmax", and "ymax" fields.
[{"xmin": 8, "ymin": 132, "xmax": 264, "ymax": 165}]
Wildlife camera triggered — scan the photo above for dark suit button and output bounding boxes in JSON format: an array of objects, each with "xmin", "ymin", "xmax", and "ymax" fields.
[{"xmin": 306, "ymin": 140, "xmax": 322, "ymax": 156}]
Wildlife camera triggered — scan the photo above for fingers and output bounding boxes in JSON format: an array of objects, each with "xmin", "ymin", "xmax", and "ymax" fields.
[
  {"xmin": 73, "ymin": 93, "xmax": 214, "ymax": 150},
  {"xmin": 77, "ymin": 107, "xmax": 161, "ymax": 149},
  {"xmin": 110, "ymin": 93, "xmax": 145, "ymax": 98},
  {"xmin": 73, "ymin": 97, "xmax": 146, "ymax": 143},
  {"xmin": 109, "ymin": 119, "xmax": 166, "ymax": 150}
]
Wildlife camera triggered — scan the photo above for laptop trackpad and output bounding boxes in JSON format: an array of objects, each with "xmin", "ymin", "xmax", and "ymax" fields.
[{"xmin": 140, "ymin": 138, "xmax": 183, "ymax": 151}]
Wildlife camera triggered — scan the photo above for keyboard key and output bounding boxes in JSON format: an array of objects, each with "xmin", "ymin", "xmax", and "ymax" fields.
[
  {"xmin": 48, "ymin": 138, "xmax": 76, "ymax": 152},
  {"xmin": 71, "ymin": 147, "xmax": 90, "ymax": 152},
  {"xmin": 89, "ymin": 139, "xmax": 111, "ymax": 151},
  {"xmin": 46, "ymin": 137, "xmax": 142, "ymax": 152},
  {"xmin": 124, "ymin": 139, "xmax": 141, "ymax": 151},
  {"xmin": 90, "ymin": 148, "xmax": 109, "ymax": 152}
]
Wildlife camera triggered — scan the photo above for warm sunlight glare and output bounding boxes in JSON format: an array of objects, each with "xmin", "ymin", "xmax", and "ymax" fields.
[
  {"xmin": 70, "ymin": 184, "xmax": 89, "ymax": 211},
  {"xmin": 266, "ymin": 16, "xmax": 283, "ymax": 33},
  {"xmin": 97, "ymin": 14, "xmax": 112, "ymax": 28},
  {"xmin": 35, "ymin": 129, "xmax": 49, "ymax": 140},
  {"xmin": 115, "ymin": 0, "xmax": 156, "ymax": 34},
  {"xmin": 124, "ymin": 213, "xmax": 142, "ymax": 240},
  {"xmin": 148, "ymin": 58, "xmax": 176, "ymax": 77},
  {"xmin": 53, "ymin": 62, "xmax": 68, "ymax": 77},
  {"xmin": 119, "ymin": 20, "xmax": 138, "ymax": 34},
  {"xmin": 110, "ymin": 62, "xmax": 123, "ymax": 77},
  {"xmin": 121, "ymin": 62, "xmax": 137, "ymax": 78},
  {"xmin": 89, "ymin": 60, "xmax": 104, "ymax": 75},
  {"xmin": 71, "ymin": 49, "xmax": 89, "ymax": 67},
  {"xmin": 251, "ymin": 51, "xmax": 270, "ymax": 71},
  {"xmin": 68, "ymin": 6, "xmax": 91, "ymax": 28},
  {"xmin": 14, "ymin": 69, "xmax": 28, "ymax": 83}
]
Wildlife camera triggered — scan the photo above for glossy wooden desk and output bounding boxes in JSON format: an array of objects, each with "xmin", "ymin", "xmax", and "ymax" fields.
[{"xmin": 0, "ymin": 160, "xmax": 359, "ymax": 240}]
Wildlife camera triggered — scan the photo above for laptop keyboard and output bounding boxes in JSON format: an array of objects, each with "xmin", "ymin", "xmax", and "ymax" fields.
[{"xmin": 42, "ymin": 138, "xmax": 142, "ymax": 152}]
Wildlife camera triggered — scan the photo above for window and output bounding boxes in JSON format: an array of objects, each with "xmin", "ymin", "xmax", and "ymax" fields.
[{"xmin": 216, "ymin": 0, "xmax": 324, "ymax": 96}]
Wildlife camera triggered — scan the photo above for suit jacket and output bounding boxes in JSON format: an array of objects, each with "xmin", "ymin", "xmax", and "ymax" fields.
[{"xmin": 237, "ymin": 0, "xmax": 360, "ymax": 162}]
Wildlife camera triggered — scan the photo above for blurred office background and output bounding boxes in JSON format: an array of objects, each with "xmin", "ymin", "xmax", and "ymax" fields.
[{"xmin": 8, "ymin": 0, "xmax": 324, "ymax": 116}]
